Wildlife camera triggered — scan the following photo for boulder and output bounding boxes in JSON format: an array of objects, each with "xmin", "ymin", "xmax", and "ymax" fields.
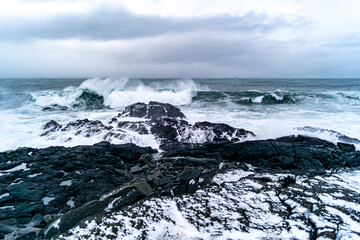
[
  {"xmin": 119, "ymin": 101, "xmax": 185, "ymax": 120},
  {"xmin": 42, "ymin": 104, "xmax": 68, "ymax": 112}
]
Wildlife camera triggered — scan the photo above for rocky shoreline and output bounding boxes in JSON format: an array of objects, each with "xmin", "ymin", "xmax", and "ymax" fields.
[{"xmin": 1, "ymin": 102, "xmax": 360, "ymax": 239}]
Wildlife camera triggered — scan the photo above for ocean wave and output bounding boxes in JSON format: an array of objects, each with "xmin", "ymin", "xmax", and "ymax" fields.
[
  {"xmin": 0, "ymin": 93, "xmax": 34, "ymax": 110},
  {"xmin": 192, "ymin": 90, "xmax": 360, "ymax": 106},
  {"xmin": 12, "ymin": 78, "xmax": 360, "ymax": 112},
  {"xmin": 31, "ymin": 77, "xmax": 200, "ymax": 110}
]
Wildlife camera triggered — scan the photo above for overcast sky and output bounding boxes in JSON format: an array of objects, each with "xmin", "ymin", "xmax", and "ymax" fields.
[{"xmin": 0, "ymin": 0, "xmax": 359, "ymax": 78}]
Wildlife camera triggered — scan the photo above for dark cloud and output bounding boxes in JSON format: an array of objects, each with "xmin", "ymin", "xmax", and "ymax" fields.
[
  {"xmin": 0, "ymin": 7, "xmax": 295, "ymax": 41},
  {"xmin": 1, "ymin": 4, "xmax": 357, "ymax": 78}
]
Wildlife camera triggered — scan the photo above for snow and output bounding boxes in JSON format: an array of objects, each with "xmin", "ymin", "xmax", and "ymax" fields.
[
  {"xmin": 29, "ymin": 173, "xmax": 42, "ymax": 178},
  {"xmin": 0, "ymin": 193, "xmax": 10, "ymax": 199},
  {"xmin": 60, "ymin": 168, "xmax": 360, "ymax": 240},
  {"xmin": 67, "ymin": 200, "xmax": 75, "ymax": 208},
  {"xmin": 59, "ymin": 180, "xmax": 72, "ymax": 186},
  {"xmin": 0, "ymin": 163, "xmax": 30, "ymax": 177},
  {"xmin": 42, "ymin": 197, "xmax": 55, "ymax": 205}
]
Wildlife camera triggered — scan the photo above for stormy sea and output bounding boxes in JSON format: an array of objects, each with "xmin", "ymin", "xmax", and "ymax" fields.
[{"xmin": 1, "ymin": 78, "xmax": 360, "ymax": 240}]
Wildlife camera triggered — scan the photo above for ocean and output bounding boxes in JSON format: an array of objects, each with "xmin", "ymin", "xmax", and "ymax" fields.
[
  {"xmin": 2, "ymin": 77, "xmax": 360, "ymax": 239},
  {"xmin": 1, "ymin": 77, "xmax": 360, "ymax": 152}
]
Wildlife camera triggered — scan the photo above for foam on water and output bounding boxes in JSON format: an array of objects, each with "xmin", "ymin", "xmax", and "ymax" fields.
[
  {"xmin": 29, "ymin": 77, "xmax": 200, "ymax": 110},
  {"xmin": 1, "ymin": 78, "xmax": 360, "ymax": 152}
]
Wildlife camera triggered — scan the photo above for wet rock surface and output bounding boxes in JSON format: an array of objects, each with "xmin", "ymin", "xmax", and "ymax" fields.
[
  {"xmin": 65, "ymin": 168, "xmax": 360, "ymax": 240},
  {"xmin": 0, "ymin": 135, "xmax": 359, "ymax": 239},
  {"xmin": 42, "ymin": 102, "xmax": 255, "ymax": 146},
  {"xmin": 118, "ymin": 101, "xmax": 186, "ymax": 120},
  {"xmin": 42, "ymin": 105, "xmax": 68, "ymax": 112},
  {"xmin": 1, "ymin": 102, "xmax": 360, "ymax": 239}
]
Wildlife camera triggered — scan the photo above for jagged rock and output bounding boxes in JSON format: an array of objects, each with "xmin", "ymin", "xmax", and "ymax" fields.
[
  {"xmin": 41, "ymin": 102, "xmax": 255, "ymax": 146},
  {"xmin": 2, "ymin": 134, "xmax": 360, "ymax": 239},
  {"xmin": 43, "ymin": 120, "xmax": 61, "ymax": 131},
  {"xmin": 337, "ymin": 142, "xmax": 356, "ymax": 152},
  {"xmin": 193, "ymin": 121, "xmax": 255, "ymax": 141},
  {"xmin": 162, "ymin": 135, "xmax": 360, "ymax": 171},
  {"xmin": 179, "ymin": 166, "xmax": 202, "ymax": 182},
  {"xmin": 61, "ymin": 119, "xmax": 112, "ymax": 134},
  {"xmin": 42, "ymin": 119, "xmax": 113, "ymax": 138},
  {"xmin": 118, "ymin": 101, "xmax": 185, "ymax": 120},
  {"xmin": 45, "ymin": 178, "xmax": 152, "ymax": 238},
  {"xmin": 41, "ymin": 120, "xmax": 62, "ymax": 136},
  {"xmin": 117, "ymin": 121, "xmax": 150, "ymax": 134},
  {"xmin": 146, "ymin": 170, "xmax": 163, "ymax": 182},
  {"xmin": 0, "ymin": 143, "xmax": 156, "ymax": 239},
  {"xmin": 42, "ymin": 104, "xmax": 68, "ymax": 112},
  {"xmin": 130, "ymin": 165, "xmax": 142, "ymax": 174}
]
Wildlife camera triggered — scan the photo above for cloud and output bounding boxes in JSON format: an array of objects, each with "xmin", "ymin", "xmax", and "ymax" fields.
[
  {"xmin": 0, "ymin": 0, "xmax": 359, "ymax": 77},
  {"xmin": 0, "ymin": 7, "xmax": 294, "ymax": 41},
  {"xmin": 2, "ymin": 30, "xmax": 359, "ymax": 78}
]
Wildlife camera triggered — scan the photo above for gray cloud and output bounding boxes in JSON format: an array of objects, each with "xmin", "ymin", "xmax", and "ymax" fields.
[
  {"xmin": 2, "ymin": 29, "xmax": 358, "ymax": 78},
  {"xmin": 1, "ymin": 4, "xmax": 358, "ymax": 78},
  {"xmin": 0, "ymin": 7, "xmax": 297, "ymax": 41}
]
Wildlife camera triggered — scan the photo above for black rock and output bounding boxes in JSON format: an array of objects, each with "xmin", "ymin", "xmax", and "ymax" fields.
[
  {"xmin": 192, "ymin": 121, "xmax": 255, "ymax": 142},
  {"xmin": 41, "ymin": 120, "xmax": 62, "ymax": 136},
  {"xmin": 162, "ymin": 136, "xmax": 360, "ymax": 171},
  {"xmin": 337, "ymin": 142, "xmax": 356, "ymax": 152},
  {"xmin": 119, "ymin": 101, "xmax": 185, "ymax": 120},
  {"xmin": 45, "ymin": 178, "xmax": 152, "ymax": 239},
  {"xmin": 0, "ymin": 142, "xmax": 157, "ymax": 238},
  {"xmin": 179, "ymin": 167, "xmax": 202, "ymax": 182},
  {"xmin": 42, "ymin": 104, "xmax": 68, "ymax": 112}
]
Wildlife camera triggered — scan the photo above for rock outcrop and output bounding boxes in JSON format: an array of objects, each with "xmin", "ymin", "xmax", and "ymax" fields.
[
  {"xmin": 0, "ymin": 135, "xmax": 359, "ymax": 239},
  {"xmin": 2, "ymin": 102, "xmax": 360, "ymax": 239},
  {"xmin": 42, "ymin": 102, "xmax": 255, "ymax": 146}
]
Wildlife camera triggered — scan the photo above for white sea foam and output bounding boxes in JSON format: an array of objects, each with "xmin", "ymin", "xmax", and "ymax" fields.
[
  {"xmin": 1, "ymin": 78, "xmax": 360, "ymax": 152},
  {"xmin": 30, "ymin": 78, "xmax": 201, "ymax": 110}
]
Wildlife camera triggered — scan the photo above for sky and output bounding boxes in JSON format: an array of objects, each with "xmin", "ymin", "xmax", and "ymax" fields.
[{"xmin": 0, "ymin": 0, "xmax": 359, "ymax": 78}]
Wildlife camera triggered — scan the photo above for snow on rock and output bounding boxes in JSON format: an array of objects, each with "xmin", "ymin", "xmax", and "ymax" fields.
[{"xmin": 62, "ymin": 169, "xmax": 360, "ymax": 240}]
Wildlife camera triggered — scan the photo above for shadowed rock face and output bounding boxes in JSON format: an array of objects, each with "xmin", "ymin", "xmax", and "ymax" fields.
[
  {"xmin": 0, "ymin": 135, "xmax": 359, "ymax": 239},
  {"xmin": 162, "ymin": 135, "xmax": 360, "ymax": 172}
]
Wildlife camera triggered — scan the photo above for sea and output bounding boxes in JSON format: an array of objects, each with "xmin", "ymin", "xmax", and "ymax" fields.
[
  {"xmin": 1, "ymin": 77, "xmax": 360, "ymax": 152},
  {"xmin": 2, "ymin": 78, "xmax": 360, "ymax": 239}
]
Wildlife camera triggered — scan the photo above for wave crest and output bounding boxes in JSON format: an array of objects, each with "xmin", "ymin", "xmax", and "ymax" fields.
[{"xmin": 32, "ymin": 78, "xmax": 201, "ymax": 110}]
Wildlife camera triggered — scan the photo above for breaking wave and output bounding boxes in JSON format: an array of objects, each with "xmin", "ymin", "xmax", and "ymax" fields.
[
  {"xmin": 6, "ymin": 78, "xmax": 360, "ymax": 112},
  {"xmin": 193, "ymin": 90, "xmax": 360, "ymax": 105},
  {"xmin": 31, "ymin": 78, "xmax": 200, "ymax": 110}
]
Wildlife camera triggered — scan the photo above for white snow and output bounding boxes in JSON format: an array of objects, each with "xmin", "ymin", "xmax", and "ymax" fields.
[
  {"xmin": 0, "ymin": 163, "xmax": 30, "ymax": 177},
  {"xmin": 0, "ymin": 193, "xmax": 10, "ymax": 199},
  {"xmin": 59, "ymin": 169, "xmax": 360, "ymax": 240},
  {"xmin": 29, "ymin": 173, "xmax": 42, "ymax": 178},
  {"xmin": 42, "ymin": 197, "xmax": 55, "ymax": 205},
  {"xmin": 59, "ymin": 180, "xmax": 72, "ymax": 186},
  {"xmin": 67, "ymin": 200, "xmax": 75, "ymax": 208}
]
